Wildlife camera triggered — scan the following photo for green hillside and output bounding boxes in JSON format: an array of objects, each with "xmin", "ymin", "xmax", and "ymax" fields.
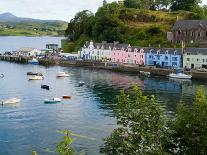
[
  {"xmin": 0, "ymin": 21, "xmax": 68, "ymax": 36},
  {"xmin": 63, "ymin": 2, "xmax": 205, "ymax": 52}
]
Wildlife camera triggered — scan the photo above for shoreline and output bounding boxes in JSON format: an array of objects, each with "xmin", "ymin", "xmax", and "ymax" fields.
[{"xmin": 1, "ymin": 55, "xmax": 207, "ymax": 80}]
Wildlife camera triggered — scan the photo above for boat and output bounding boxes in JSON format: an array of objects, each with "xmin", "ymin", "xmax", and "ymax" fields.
[
  {"xmin": 56, "ymin": 72, "xmax": 69, "ymax": 77},
  {"xmin": 168, "ymin": 73, "xmax": 192, "ymax": 79},
  {"xmin": 28, "ymin": 58, "xmax": 39, "ymax": 65},
  {"xmin": 28, "ymin": 75, "xmax": 44, "ymax": 80},
  {"xmin": 78, "ymin": 81, "xmax": 85, "ymax": 87},
  {"xmin": 44, "ymin": 98, "xmax": 61, "ymax": 104},
  {"xmin": 0, "ymin": 74, "xmax": 4, "ymax": 78},
  {"xmin": 27, "ymin": 72, "xmax": 43, "ymax": 76},
  {"xmin": 41, "ymin": 85, "xmax": 49, "ymax": 90},
  {"xmin": 1, "ymin": 98, "xmax": 21, "ymax": 105},
  {"xmin": 62, "ymin": 95, "xmax": 72, "ymax": 99},
  {"xmin": 139, "ymin": 71, "xmax": 151, "ymax": 77}
]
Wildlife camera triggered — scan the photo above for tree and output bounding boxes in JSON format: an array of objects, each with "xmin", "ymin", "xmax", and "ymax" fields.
[
  {"xmin": 172, "ymin": 86, "xmax": 207, "ymax": 154},
  {"xmin": 101, "ymin": 84, "xmax": 171, "ymax": 155},
  {"xmin": 124, "ymin": 0, "xmax": 142, "ymax": 8},
  {"xmin": 171, "ymin": 0, "xmax": 202, "ymax": 11}
]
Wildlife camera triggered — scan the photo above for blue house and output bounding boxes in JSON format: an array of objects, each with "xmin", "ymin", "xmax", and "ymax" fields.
[{"xmin": 145, "ymin": 48, "xmax": 182, "ymax": 68}]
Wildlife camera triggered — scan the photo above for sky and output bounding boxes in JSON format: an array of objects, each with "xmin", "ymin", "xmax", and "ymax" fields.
[{"xmin": 0, "ymin": 0, "xmax": 207, "ymax": 22}]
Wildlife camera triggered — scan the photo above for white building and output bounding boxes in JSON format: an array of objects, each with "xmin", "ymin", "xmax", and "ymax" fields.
[
  {"xmin": 79, "ymin": 41, "xmax": 113, "ymax": 61},
  {"xmin": 19, "ymin": 48, "xmax": 42, "ymax": 57}
]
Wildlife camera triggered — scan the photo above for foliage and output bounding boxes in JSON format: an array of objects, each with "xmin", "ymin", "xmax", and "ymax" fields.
[
  {"xmin": 56, "ymin": 130, "xmax": 76, "ymax": 155},
  {"xmin": 124, "ymin": 0, "xmax": 142, "ymax": 9},
  {"xmin": 101, "ymin": 84, "xmax": 171, "ymax": 155},
  {"xmin": 171, "ymin": 0, "xmax": 202, "ymax": 12},
  {"xmin": 171, "ymin": 86, "xmax": 207, "ymax": 154}
]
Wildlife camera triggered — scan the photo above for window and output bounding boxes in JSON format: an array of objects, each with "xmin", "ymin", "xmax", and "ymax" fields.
[
  {"xmin": 187, "ymin": 53, "xmax": 190, "ymax": 55},
  {"xmin": 197, "ymin": 58, "xmax": 200, "ymax": 62},
  {"xmin": 172, "ymin": 57, "xmax": 177, "ymax": 61},
  {"xmin": 149, "ymin": 55, "xmax": 152, "ymax": 59},
  {"xmin": 206, "ymin": 31, "xmax": 207, "ymax": 36},
  {"xmin": 172, "ymin": 62, "xmax": 177, "ymax": 66},
  {"xmin": 157, "ymin": 55, "xmax": 160, "ymax": 60},
  {"xmin": 135, "ymin": 55, "xmax": 136, "ymax": 57},
  {"xmin": 191, "ymin": 32, "xmax": 194, "ymax": 36},
  {"xmin": 206, "ymin": 59, "xmax": 207, "ymax": 62},
  {"xmin": 128, "ymin": 54, "xmax": 130, "ymax": 58},
  {"xmin": 203, "ymin": 59, "xmax": 205, "ymax": 62},
  {"xmin": 165, "ymin": 56, "xmax": 168, "ymax": 61},
  {"xmin": 198, "ymin": 32, "xmax": 201, "ymax": 37},
  {"xmin": 187, "ymin": 58, "xmax": 190, "ymax": 61}
]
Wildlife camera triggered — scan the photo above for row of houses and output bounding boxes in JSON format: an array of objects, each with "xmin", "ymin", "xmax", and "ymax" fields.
[{"xmin": 79, "ymin": 41, "xmax": 207, "ymax": 69}]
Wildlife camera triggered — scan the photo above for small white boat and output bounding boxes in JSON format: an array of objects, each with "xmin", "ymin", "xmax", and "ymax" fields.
[
  {"xmin": 44, "ymin": 98, "xmax": 61, "ymax": 104},
  {"xmin": 78, "ymin": 81, "xmax": 85, "ymax": 87},
  {"xmin": 28, "ymin": 75, "xmax": 44, "ymax": 80},
  {"xmin": 0, "ymin": 74, "xmax": 4, "ymax": 78},
  {"xmin": 56, "ymin": 72, "xmax": 69, "ymax": 77},
  {"xmin": 169, "ymin": 73, "xmax": 192, "ymax": 79},
  {"xmin": 1, "ymin": 98, "xmax": 21, "ymax": 105}
]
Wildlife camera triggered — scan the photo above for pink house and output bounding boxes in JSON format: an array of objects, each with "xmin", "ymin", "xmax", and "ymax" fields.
[{"xmin": 111, "ymin": 44, "xmax": 145, "ymax": 65}]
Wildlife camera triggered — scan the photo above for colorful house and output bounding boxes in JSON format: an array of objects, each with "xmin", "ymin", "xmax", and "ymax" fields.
[
  {"xmin": 183, "ymin": 48, "xmax": 207, "ymax": 69},
  {"xmin": 145, "ymin": 48, "xmax": 182, "ymax": 68},
  {"xmin": 111, "ymin": 44, "xmax": 145, "ymax": 65}
]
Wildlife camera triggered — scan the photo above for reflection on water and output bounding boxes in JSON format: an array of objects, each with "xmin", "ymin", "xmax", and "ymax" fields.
[{"xmin": 0, "ymin": 61, "xmax": 206, "ymax": 155}]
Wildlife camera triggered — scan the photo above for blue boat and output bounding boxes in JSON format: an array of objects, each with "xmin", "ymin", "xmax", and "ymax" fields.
[{"xmin": 28, "ymin": 58, "xmax": 39, "ymax": 65}]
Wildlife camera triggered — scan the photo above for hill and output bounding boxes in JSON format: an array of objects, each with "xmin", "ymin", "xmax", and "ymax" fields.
[
  {"xmin": 0, "ymin": 12, "xmax": 67, "ymax": 36},
  {"xmin": 63, "ymin": 2, "xmax": 204, "ymax": 52}
]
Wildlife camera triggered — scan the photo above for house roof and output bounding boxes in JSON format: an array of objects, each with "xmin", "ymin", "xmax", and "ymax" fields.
[
  {"xmin": 145, "ymin": 48, "xmax": 182, "ymax": 55},
  {"xmin": 173, "ymin": 20, "xmax": 207, "ymax": 31},
  {"xmin": 19, "ymin": 47, "xmax": 36, "ymax": 52},
  {"xmin": 185, "ymin": 48, "xmax": 207, "ymax": 55}
]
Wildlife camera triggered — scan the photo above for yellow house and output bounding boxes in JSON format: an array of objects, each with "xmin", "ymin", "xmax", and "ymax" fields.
[{"xmin": 183, "ymin": 48, "xmax": 207, "ymax": 69}]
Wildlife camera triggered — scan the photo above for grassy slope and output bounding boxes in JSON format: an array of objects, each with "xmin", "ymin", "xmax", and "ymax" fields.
[{"xmin": 0, "ymin": 22, "xmax": 68, "ymax": 36}]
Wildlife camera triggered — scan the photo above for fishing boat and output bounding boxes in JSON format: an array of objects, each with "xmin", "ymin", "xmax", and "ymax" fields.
[
  {"xmin": 1, "ymin": 98, "xmax": 21, "ymax": 105},
  {"xmin": 28, "ymin": 75, "xmax": 44, "ymax": 80},
  {"xmin": 27, "ymin": 72, "xmax": 43, "ymax": 76},
  {"xmin": 44, "ymin": 98, "xmax": 61, "ymax": 104},
  {"xmin": 62, "ymin": 95, "xmax": 72, "ymax": 99},
  {"xmin": 41, "ymin": 85, "xmax": 49, "ymax": 90},
  {"xmin": 28, "ymin": 58, "xmax": 39, "ymax": 65},
  {"xmin": 56, "ymin": 72, "xmax": 69, "ymax": 77},
  {"xmin": 169, "ymin": 73, "xmax": 192, "ymax": 79}
]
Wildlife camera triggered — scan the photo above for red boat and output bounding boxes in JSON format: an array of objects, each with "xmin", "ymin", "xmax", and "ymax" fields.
[{"xmin": 62, "ymin": 95, "xmax": 72, "ymax": 99}]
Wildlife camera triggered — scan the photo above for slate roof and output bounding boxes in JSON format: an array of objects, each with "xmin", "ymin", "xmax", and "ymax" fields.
[
  {"xmin": 145, "ymin": 48, "xmax": 182, "ymax": 55},
  {"xmin": 173, "ymin": 20, "xmax": 207, "ymax": 31},
  {"xmin": 185, "ymin": 48, "xmax": 207, "ymax": 55}
]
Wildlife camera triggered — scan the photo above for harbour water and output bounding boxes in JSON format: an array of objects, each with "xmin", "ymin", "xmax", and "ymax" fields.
[{"xmin": 0, "ymin": 37, "xmax": 207, "ymax": 155}]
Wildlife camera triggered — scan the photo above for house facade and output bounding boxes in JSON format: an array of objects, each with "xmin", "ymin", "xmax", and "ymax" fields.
[
  {"xmin": 172, "ymin": 20, "xmax": 207, "ymax": 44},
  {"xmin": 111, "ymin": 44, "xmax": 145, "ymax": 65},
  {"xmin": 79, "ymin": 41, "xmax": 112, "ymax": 61},
  {"xmin": 19, "ymin": 48, "xmax": 42, "ymax": 57},
  {"xmin": 145, "ymin": 48, "xmax": 182, "ymax": 68},
  {"xmin": 183, "ymin": 48, "xmax": 207, "ymax": 69}
]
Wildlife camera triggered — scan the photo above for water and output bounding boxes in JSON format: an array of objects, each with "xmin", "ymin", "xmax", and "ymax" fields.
[
  {"xmin": 0, "ymin": 61, "xmax": 207, "ymax": 155},
  {"xmin": 0, "ymin": 36, "xmax": 64, "ymax": 52}
]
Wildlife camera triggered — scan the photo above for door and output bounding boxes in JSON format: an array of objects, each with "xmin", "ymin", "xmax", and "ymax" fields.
[{"xmin": 191, "ymin": 64, "xmax": 194, "ymax": 69}]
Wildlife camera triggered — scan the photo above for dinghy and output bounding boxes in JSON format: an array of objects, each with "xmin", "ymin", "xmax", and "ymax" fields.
[
  {"xmin": 169, "ymin": 73, "xmax": 192, "ymax": 79},
  {"xmin": 0, "ymin": 74, "xmax": 4, "ymax": 78},
  {"xmin": 44, "ymin": 98, "xmax": 61, "ymax": 104},
  {"xmin": 78, "ymin": 81, "xmax": 85, "ymax": 87},
  {"xmin": 27, "ymin": 72, "xmax": 43, "ymax": 76},
  {"xmin": 28, "ymin": 75, "xmax": 44, "ymax": 80},
  {"xmin": 28, "ymin": 58, "xmax": 39, "ymax": 65},
  {"xmin": 62, "ymin": 95, "xmax": 72, "ymax": 99},
  {"xmin": 41, "ymin": 85, "xmax": 50, "ymax": 90}
]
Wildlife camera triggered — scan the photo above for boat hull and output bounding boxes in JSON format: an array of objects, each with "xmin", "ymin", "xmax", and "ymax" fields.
[{"xmin": 169, "ymin": 74, "xmax": 192, "ymax": 79}]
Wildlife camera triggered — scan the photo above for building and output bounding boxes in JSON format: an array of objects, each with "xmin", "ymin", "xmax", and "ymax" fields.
[
  {"xmin": 19, "ymin": 48, "xmax": 42, "ymax": 57},
  {"xmin": 145, "ymin": 48, "xmax": 182, "ymax": 68},
  {"xmin": 46, "ymin": 44, "xmax": 59, "ymax": 50},
  {"xmin": 172, "ymin": 20, "xmax": 207, "ymax": 44},
  {"xmin": 79, "ymin": 41, "xmax": 113, "ymax": 61},
  {"xmin": 111, "ymin": 44, "xmax": 145, "ymax": 65},
  {"xmin": 183, "ymin": 48, "xmax": 207, "ymax": 69}
]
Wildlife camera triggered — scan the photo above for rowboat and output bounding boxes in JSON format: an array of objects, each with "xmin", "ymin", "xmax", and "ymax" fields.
[
  {"xmin": 44, "ymin": 98, "xmax": 61, "ymax": 104},
  {"xmin": 27, "ymin": 72, "xmax": 43, "ymax": 76},
  {"xmin": 169, "ymin": 73, "xmax": 192, "ymax": 79},
  {"xmin": 28, "ymin": 58, "xmax": 39, "ymax": 65},
  {"xmin": 41, "ymin": 85, "xmax": 50, "ymax": 90}
]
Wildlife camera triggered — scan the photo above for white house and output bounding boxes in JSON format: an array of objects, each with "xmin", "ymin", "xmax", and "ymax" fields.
[
  {"xmin": 79, "ymin": 41, "xmax": 113, "ymax": 61},
  {"xmin": 19, "ymin": 48, "xmax": 42, "ymax": 57}
]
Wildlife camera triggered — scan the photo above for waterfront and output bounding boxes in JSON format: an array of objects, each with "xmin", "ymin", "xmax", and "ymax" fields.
[
  {"xmin": 0, "ymin": 36, "xmax": 64, "ymax": 52},
  {"xmin": 0, "ymin": 61, "xmax": 207, "ymax": 155}
]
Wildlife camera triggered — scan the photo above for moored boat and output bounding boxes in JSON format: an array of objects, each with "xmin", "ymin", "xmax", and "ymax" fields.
[
  {"xmin": 0, "ymin": 74, "xmax": 4, "ymax": 78},
  {"xmin": 41, "ymin": 85, "xmax": 49, "ymax": 90},
  {"xmin": 139, "ymin": 71, "xmax": 151, "ymax": 77},
  {"xmin": 27, "ymin": 72, "xmax": 43, "ymax": 76},
  {"xmin": 78, "ymin": 81, "xmax": 85, "ymax": 87},
  {"xmin": 62, "ymin": 95, "xmax": 72, "ymax": 99},
  {"xmin": 28, "ymin": 58, "xmax": 39, "ymax": 65},
  {"xmin": 44, "ymin": 98, "xmax": 61, "ymax": 104},
  {"xmin": 56, "ymin": 72, "xmax": 69, "ymax": 77},
  {"xmin": 28, "ymin": 75, "xmax": 44, "ymax": 80},
  {"xmin": 1, "ymin": 98, "xmax": 21, "ymax": 105},
  {"xmin": 169, "ymin": 73, "xmax": 192, "ymax": 79}
]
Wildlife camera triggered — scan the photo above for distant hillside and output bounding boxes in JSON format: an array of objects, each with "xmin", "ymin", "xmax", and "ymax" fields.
[{"xmin": 0, "ymin": 12, "xmax": 67, "ymax": 36}]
